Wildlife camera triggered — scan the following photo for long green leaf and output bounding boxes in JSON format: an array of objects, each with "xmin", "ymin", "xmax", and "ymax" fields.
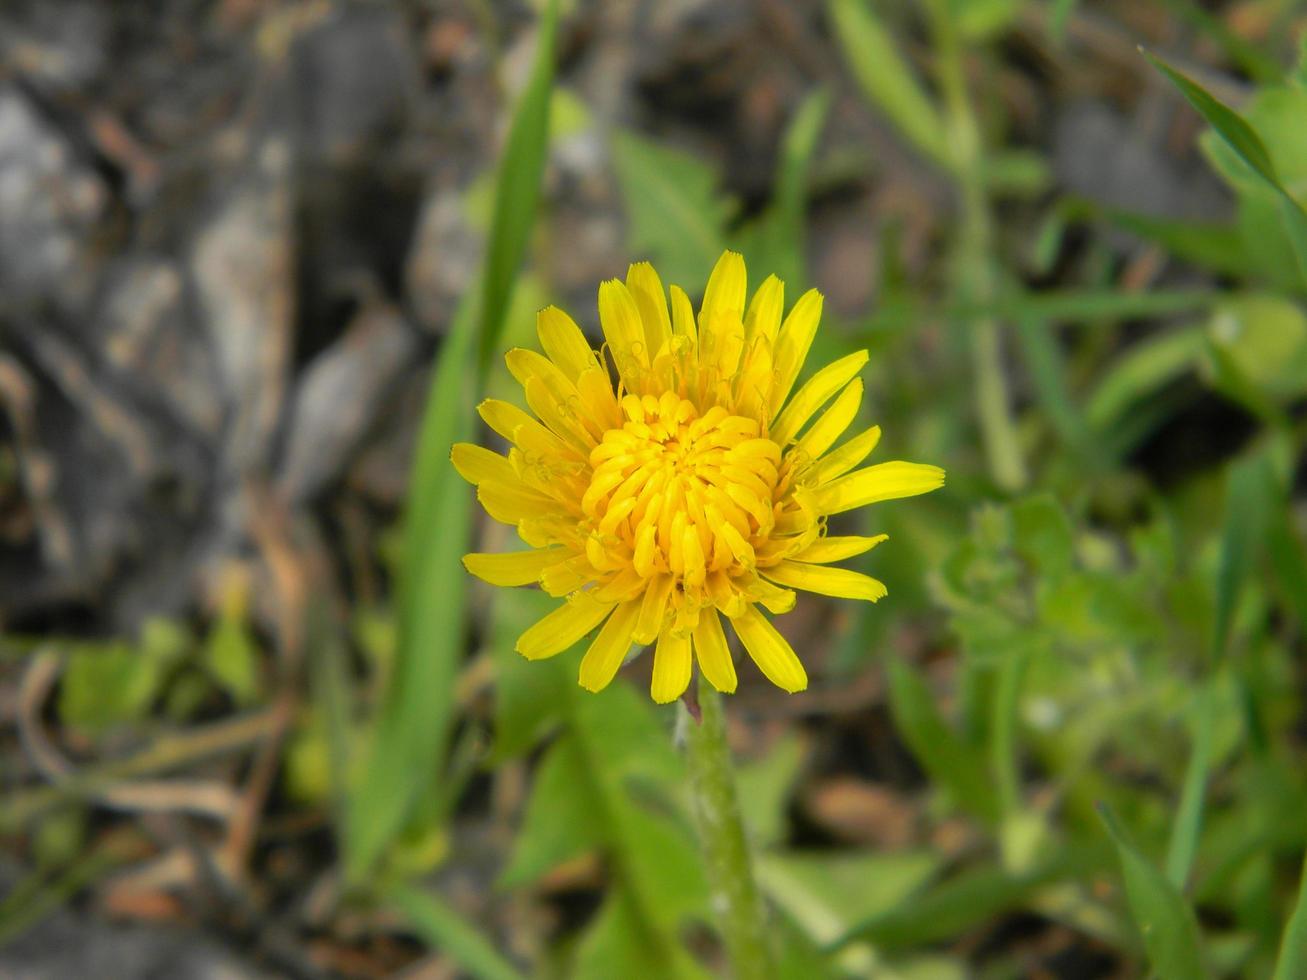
[
  {"xmin": 886, "ymin": 657, "xmax": 1000, "ymax": 825},
  {"xmin": 345, "ymin": 0, "xmax": 558, "ymax": 882},
  {"xmin": 1165, "ymin": 680, "xmax": 1217, "ymax": 890},
  {"xmin": 830, "ymin": 844, "xmax": 1107, "ymax": 950},
  {"xmin": 1144, "ymin": 51, "xmax": 1307, "ymax": 285},
  {"xmin": 1099, "ymin": 803, "xmax": 1210, "ymax": 979},
  {"xmin": 1213, "ymin": 453, "xmax": 1274, "ymax": 662},
  {"xmin": 390, "ymin": 883, "xmax": 527, "ymax": 980},
  {"xmin": 828, "ymin": 0, "xmax": 951, "ymax": 169},
  {"xmin": 478, "ymin": 5, "xmax": 559, "ymax": 366},
  {"xmin": 1272, "ymin": 852, "xmax": 1307, "ymax": 980}
]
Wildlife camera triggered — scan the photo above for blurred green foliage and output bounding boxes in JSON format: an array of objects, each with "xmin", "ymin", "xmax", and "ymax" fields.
[{"xmin": 7, "ymin": 2, "xmax": 1307, "ymax": 977}]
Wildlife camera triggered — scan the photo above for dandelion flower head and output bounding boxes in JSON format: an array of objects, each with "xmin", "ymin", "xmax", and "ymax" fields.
[{"xmin": 454, "ymin": 252, "xmax": 944, "ymax": 702}]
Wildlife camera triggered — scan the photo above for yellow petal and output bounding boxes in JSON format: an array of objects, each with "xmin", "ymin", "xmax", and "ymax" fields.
[
  {"xmin": 523, "ymin": 376, "xmax": 594, "ymax": 451},
  {"xmin": 538, "ymin": 306, "xmax": 597, "ymax": 380},
  {"xmin": 744, "ymin": 274, "xmax": 784, "ymax": 344},
  {"xmin": 477, "ymin": 482, "xmax": 563, "ymax": 525},
  {"xmin": 598, "ymin": 279, "xmax": 650, "ymax": 389},
  {"xmin": 769, "ymin": 288, "xmax": 823, "ymax": 415},
  {"xmin": 651, "ymin": 630, "xmax": 692, "ymax": 703},
  {"xmin": 451, "ymin": 443, "xmax": 516, "ymax": 486},
  {"xmin": 791, "ymin": 534, "xmax": 888, "ymax": 564},
  {"xmin": 632, "ymin": 573, "xmax": 674, "ymax": 645},
  {"xmin": 463, "ymin": 547, "xmax": 568, "ymax": 586},
  {"xmin": 794, "ymin": 378, "xmax": 862, "ymax": 464},
  {"xmin": 763, "ymin": 560, "xmax": 887, "ymax": 602},
  {"xmin": 670, "ymin": 284, "xmax": 698, "ymax": 344},
  {"xmin": 517, "ymin": 593, "xmax": 616, "ymax": 660},
  {"xmin": 540, "ymin": 554, "xmax": 599, "ymax": 596},
  {"xmin": 578, "ymin": 598, "xmax": 642, "ymax": 691},
  {"xmin": 478, "ymin": 399, "xmax": 577, "ymax": 461},
  {"xmin": 730, "ymin": 604, "xmax": 807, "ymax": 693},
  {"xmin": 700, "ymin": 250, "xmax": 747, "ymax": 328},
  {"xmin": 771, "ymin": 350, "xmax": 868, "ymax": 446},
  {"xmin": 814, "ymin": 461, "xmax": 946, "ymax": 515},
  {"xmin": 626, "ymin": 262, "xmax": 672, "ymax": 360},
  {"xmin": 808, "ymin": 425, "xmax": 882, "ymax": 485},
  {"xmin": 693, "ymin": 608, "xmax": 737, "ymax": 693}
]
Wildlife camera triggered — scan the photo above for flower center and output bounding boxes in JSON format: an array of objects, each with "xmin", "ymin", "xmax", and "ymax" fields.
[{"xmin": 581, "ymin": 392, "xmax": 782, "ymax": 589}]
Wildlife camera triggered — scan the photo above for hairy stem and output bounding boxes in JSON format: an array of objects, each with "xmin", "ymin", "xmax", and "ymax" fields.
[{"xmin": 685, "ymin": 676, "xmax": 775, "ymax": 980}]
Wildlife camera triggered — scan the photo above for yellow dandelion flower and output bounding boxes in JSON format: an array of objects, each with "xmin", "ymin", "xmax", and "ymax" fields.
[{"xmin": 454, "ymin": 251, "xmax": 944, "ymax": 703}]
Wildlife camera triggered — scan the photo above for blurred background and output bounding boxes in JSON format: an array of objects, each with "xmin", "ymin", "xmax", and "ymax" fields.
[{"xmin": 2, "ymin": 0, "xmax": 1306, "ymax": 977}]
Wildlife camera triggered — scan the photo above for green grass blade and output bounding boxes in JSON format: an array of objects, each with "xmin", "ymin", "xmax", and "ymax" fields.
[
  {"xmin": 1214, "ymin": 454, "xmax": 1274, "ymax": 663},
  {"xmin": 1272, "ymin": 852, "xmax": 1307, "ymax": 980},
  {"xmin": 771, "ymin": 86, "xmax": 831, "ymax": 287},
  {"xmin": 390, "ymin": 883, "xmax": 527, "ymax": 980},
  {"xmin": 1145, "ymin": 50, "xmax": 1307, "ymax": 287},
  {"xmin": 478, "ymin": 2, "xmax": 559, "ymax": 367},
  {"xmin": 827, "ymin": 0, "xmax": 951, "ymax": 169},
  {"xmin": 1143, "ymin": 51, "xmax": 1277, "ymax": 186},
  {"xmin": 1098, "ymin": 802, "xmax": 1210, "ymax": 979},
  {"xmin": 1165, "ymin": 681, "xmax": 1216, "ymax": 889},
  {"xmin": 1014, "ymin": 317, "xmax": 1103, "ymax": 469},
  {"xmin": 345, "ymin": 0, "xmax": 559, "ymax": 883},
  {"xmin": 885, "ymin": 657, "xmax": 1001, "ymax": 825}
]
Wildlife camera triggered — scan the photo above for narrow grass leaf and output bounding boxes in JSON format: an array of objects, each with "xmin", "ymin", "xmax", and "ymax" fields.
[
  {"xmin": 478, "ymin": 3, "xmax": 559, "ymax": 366},
  {"xmin": 1272, "ymin": 852, "xmax": 1307, "ymax": 980},
  {"xmin": 1014, "ymin": 318, "xmax": 1102, "ymax": 469},
  {"xmin": 1145, "ymin": 50, "xmax": 1307, "ymax": 285},
  {"xmin": 1098, "ymin": 802, "xmax": 1210, "ymax": 979},
  {"xmin": 390, "ymin": 883, "xmax": 526, "ymax": 980},
  {"xmin": 742, "ymin": 86, "xmax": 832, "ymax": 288},
  {"xmin": 828, "ymin": 0, "xmax": 951, "ymax": 169},
  {"xmin": 1213, "ymin": 453, "xmax": 1274, "ymax": 663},
  {"xmin": 1165, "ymin": 680, "xmax": 1217, "ymax": 889},
  {"xmin": 886, "ymin": 657, "xmax": 1000, "ymax": 825},
  {"xmin": 345, "ymin": 0, "xmax": 559, "ymax": 882}
]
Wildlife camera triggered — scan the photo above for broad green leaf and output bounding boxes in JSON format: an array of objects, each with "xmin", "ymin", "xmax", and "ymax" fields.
[
  {"xmin": 59, "ymin": 631, "xmax": 184, "ymax": 733},
  {"xmin": 344, "ymin": 0, "xmax": 558, "ymax": 883},
  {"xmin": 1010, "ymin": 494, "xmax": 1075, "ymax": 578},
  {"xmin": 828, "ymin": 0, "xmax": 951, "ymax": 169},
  {"xmin": 834, "ymin": 845, "xmax": 1105, "ymax": 949},
  {"xmin": 1098, "ymin": 803, "xmax": 1210, "ymax": 979},
  {"xmin": 571, "ymin": 890, "xmax": 707, "ymax": 980},
  {"xmin": 885, "ymin": 657, "xmax": 1000, "ymax": 824},
  {"xmin": 491, "ymin": 589, "xmax": 572, "ymax": 759},
  {"xmin": 1208, "ymin": 294, "xmax": 1307, "ymax": 400},
  {"xmin": 499, "ymin": 733, "xmax": 604, "ymax": 888},
  {"xmin": 735, "ymin": 733, "xmax": 806, "ymax": 848},
  {"xmin": 758, "ymin": 850, "xmax": 941, "ymax": 948},
  {"xmin": 390, "ymin": 883, "xmax": 526, "ymax": 980},
  {"xmin": 610, "ymin": 130, "xmax": 734, "ymax": 290},
  {"xmin": 203, "ymin": 617, "xmax": 259, "ymax": 707}
]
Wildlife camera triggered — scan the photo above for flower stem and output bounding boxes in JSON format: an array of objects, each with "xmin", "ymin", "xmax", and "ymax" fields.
[{"xmin": 685, "ymin": 676, "xmax": 776, "ymax": 980}]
